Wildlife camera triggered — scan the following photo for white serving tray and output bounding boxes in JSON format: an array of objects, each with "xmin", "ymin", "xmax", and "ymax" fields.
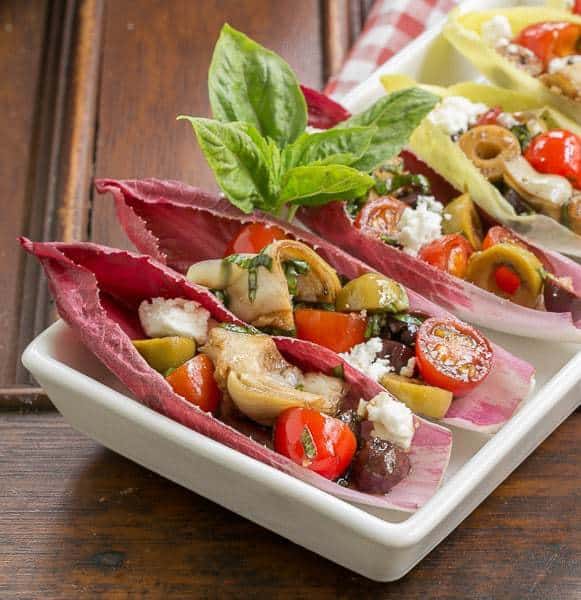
[{"xmin": 22, "ymin": 0, "xmax": 581, "ymax": 581}]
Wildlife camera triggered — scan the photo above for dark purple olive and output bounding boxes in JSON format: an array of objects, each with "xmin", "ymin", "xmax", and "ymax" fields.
[
  {"xmin": 337, "ymin": 409, "xmax": 361, "ymax": 441},
  {"xmin": 351, "ymin": 436, "xmax": 411, "ymax": 494},
  {"xmin": 544, "ymin": 276, "xmax": 581, "ymax": 320},
  {"xmin": 503, "ymin": 187, "xmax": 533, "ymax": 216},
  {"xmin": 378, "ymin": 340, "xmax": 415, "ymax": 373},
  {"xmin": 382, "ymin": 312, "xmax": 428, "ymax": 346}
]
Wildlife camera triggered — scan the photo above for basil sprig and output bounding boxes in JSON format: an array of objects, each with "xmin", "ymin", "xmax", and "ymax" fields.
[
  {"xmin": 180, "ymin": 24, "xmax": 439, "ymax": 218},
  {"xmin": 282, "ymin": 259, "xmax": 309, "ymax": 296}
]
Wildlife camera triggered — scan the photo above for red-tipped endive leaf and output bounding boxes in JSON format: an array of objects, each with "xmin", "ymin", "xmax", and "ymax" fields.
[
  {"xmin": 95, "ymin": 179, "xmax": 535, "ymax": 433},
  {"xmin": 301, "ymin": 85, "xmax": 351, "ymax": 129},
  {"xmin": 21, "ymin": 238, "xmax": 452, "ymax": 511}
]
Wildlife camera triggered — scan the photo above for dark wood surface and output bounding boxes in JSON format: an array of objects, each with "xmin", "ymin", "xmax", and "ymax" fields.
[{"xmin": 2, "ymin": 0, "xmax": 581, "ymax": 596}]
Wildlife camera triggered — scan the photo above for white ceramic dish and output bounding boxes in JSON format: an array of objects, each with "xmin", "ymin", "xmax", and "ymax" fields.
[{"xmin": 21, "ymin": 0, "xmax": 581, "ymax": 581}]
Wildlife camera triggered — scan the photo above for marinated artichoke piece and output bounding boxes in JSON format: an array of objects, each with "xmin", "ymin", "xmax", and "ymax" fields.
[
  {"xmin": 335, "ymin": 273, "xmax": 409, "ymax": 313},
  {"xmin": 458, "ymin": 125, "xmax": 521, "ymax": 181},
  {"xmin": 466, "ymin": 243, "xmax": 543, "ymax": 307},
  {"xmin": 132, "ymin": 336, "xmax": 196, "ymax": 373},
  {"xmin": 503, "ymin": 156, "xmax": 572, "ymax": 221},
  {"xmin": 540, "ymin": 62, "xmax": 581, "ymax": 102},
  {"xmin": 380, "ymin": 373, "xmax": 453, "ymax": 419},
  {"xmin": 442, "ymin": 193, "xmax": 483, "ymax": 250}
]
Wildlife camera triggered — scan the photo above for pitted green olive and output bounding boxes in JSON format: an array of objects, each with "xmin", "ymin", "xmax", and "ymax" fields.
[
  {"xmin": 442, "ymin": 193, "xmax": 483, "ymax": 250},
  {"xmin": 336, "ymin": 273, "xmax": 409, "ymax": 313},
  {"xmin": 466, "ymin": 243, "xmax": 543, "ymax": 308},
  {"xmin": 133, "ymin": 336, "xmax": 196, "ymax": 373},
  {"xmin": 381, "ymin": 373, "xmax": 453, "ymax": 419}
]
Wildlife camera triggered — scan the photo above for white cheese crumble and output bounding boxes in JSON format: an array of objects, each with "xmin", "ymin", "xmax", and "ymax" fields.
[
  {"xmin": 497, "ymin": 112, "xmax": 519, "ymax": 129},
  {"xmin": 361, "ymin": 392, "xmax": 415, "ymax": 450},
  {"xmin": 138, "ymin": 297, "xmax": 210, "ymax": 343},
  {"xmin": 339, "ymin": 338, "xmax": 392, "ymax": 382},
  {"xmin": 481, "ymin": 15, "xmax": 513, "ymax": 48},
  {"xmin": 428, "ymin": 96, "xmax": 488, "ymax": 136},
  {"xmin": 397, "ymin": 196, "xmax": 444, "ymax": 255},
  {"xmin": 399, "ymin": 357, "xmax": 417, "ymax": 378},
  {"xmin": 548, "ymin": 55, "xmax": 581, "ymax": 73}
]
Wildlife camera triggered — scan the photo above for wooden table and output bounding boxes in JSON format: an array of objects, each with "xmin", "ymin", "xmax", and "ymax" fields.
[{"xmin": 2, "ymin": 1, "xmax": 580, "ymax": 596}]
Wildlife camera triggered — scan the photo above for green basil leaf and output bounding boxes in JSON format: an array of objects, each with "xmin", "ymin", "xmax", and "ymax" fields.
[
  {"xmin": 209, "ymin": 24, "xmax": 307, "ymax": 148},
  {"xmin": 280, "ymin": 165, "xmax": 374, "ymax": 207},
  {"xmin": 340, "ymin": 88, "xmax": 439, "ymax": 172},
  {"xmin": 178, "ymin": 116, "xmax": 279, "ymax": 213},
  {"xmin": 281, "ymin": 127, "xmax": 374, "ymax": 170},
  {"xmin": 219, "ymin": 323, "xmax": 260, "ymax": 335}
]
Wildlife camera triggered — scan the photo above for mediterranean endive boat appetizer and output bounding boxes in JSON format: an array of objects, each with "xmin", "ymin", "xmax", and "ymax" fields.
[
  {"xmin": 21, "ymin": 237, "xmax": 455, "ymax": 511},
  {"xmin": 168, "ymin": 24, "xmax": 581, "ymax": 340},
  {"xmin": 548, "ymin": 0, "xmax": 581, "ymax": 14},
  {"xmin": 97, "ymin": 178, "xmax": 535, "ymax": 434},
  {"xmin": 378, "ymin": 78, "xmax": 581, "ymax": 258},
  {"xmin": 444, "ymin": 7, "xmax": 581, "ymax": 122}
]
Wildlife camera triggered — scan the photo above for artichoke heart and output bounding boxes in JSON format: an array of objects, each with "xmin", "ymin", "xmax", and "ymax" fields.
[
  {"xmin": 188, "ymin": 240, "xmax": 341, "ymax": 331},
  {"xmin": 201, "ymin": 327, "xmax": 346, "ymax": 425},
  {"xmin": 466, "ymin": 243, "xmax": 543, "ymax": 307},
  {"xmin": 380, "ymin": 374, "xmax": 453, "ymax": 419}
]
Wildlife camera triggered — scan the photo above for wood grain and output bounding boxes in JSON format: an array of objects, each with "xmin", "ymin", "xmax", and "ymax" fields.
[
  {"xmin": 91, "ymin": 0, "xmax": 325, "ymax": 252},
  {"xmin": 1, "ymin": 412, "xmax": 579, "ymax": 597}
]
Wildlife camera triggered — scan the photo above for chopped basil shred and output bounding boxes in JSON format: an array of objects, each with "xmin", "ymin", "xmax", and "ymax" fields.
[
  {"xmin": 332, "ymin": 364, "xmax": 345, "ymax": 379},
  {"xmin": 380, "ymin": 234, "xmax": 400, "ymax": 246},
  {"xmin": 300, "ymin": 425, "xmax": 317, "ymax": 460},
  {"xmin": 392, "ymin": 312, "xmax": 424, "ymax": 326},
  {"xmin": 259, "ymin": 326, "xmax": 297, "ymax": 337},
  {"xmin": 374, "ymin": 172, "xmax": 431, "ymax": 196},
  {"xmin": 219, "ymin": 323, "xmax": 260, "ymax": 335},
  {"xmin": 345, "ymin": 196, "xmax": 367, "ymax": 219},
  {"xmin": 224, "ymin": 251, "xmax": 273, "ymax": 302},
  {"xmin": 282, "ymin": 258, "xmax": 310, "ymax": 296},
  {"xmin": 510, "ymin": 124, "xmax": 534, "ymax": 151},
  {"xmin": 211, "ymin": 288, "xmax": 229, "ymax": 306},
  {"xmin": 365, "ymin": 313, "xmax": 387, "ymax": 339}
]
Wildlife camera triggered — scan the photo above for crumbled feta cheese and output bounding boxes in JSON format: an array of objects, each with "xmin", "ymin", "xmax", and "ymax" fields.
[
  {"xmin": 138, "ymin": 297, "xmax": 210, "ymax": 343},
  {"xmin": 548, "ymin": 55, "xmax": 581, "ymax": 73},
  {"xmin": 397, "ymin": 196, "xmax": 444, "ymax": 255},
  {"xmin": 481, "ymin": 15, "xmax": 512, "ymax": 48},
  {"xmin": 428, "ymin": 96, "xmax": 488, "ymax": 136},
  {"xmin": 399, "ymin": 357, "xmax": 417, "ymax": 378},
  {"xmin": 339, "ymin": 338, "xmax": 392, "ymax": 382},
  {"xmin": 364, "ymin": 392, "xmax": 415, "ymax": 450},
  {"xmin": 497, "ymin": 112, "xmax": 519, "ymax": 129}
]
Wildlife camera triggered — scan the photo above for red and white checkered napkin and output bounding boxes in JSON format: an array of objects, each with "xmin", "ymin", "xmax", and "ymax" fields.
[{"xmin": 325, "ymin": 0, "xmax": 460, "ymax": 100}]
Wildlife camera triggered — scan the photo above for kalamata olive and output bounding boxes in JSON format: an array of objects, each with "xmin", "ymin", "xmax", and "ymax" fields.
[
  {"xmin": 503, "ymin": 186, "xmax": 533, "ymax": 216},
  {"xmin": 379, "ymin": 340, "xmax": 415, "ymax": 373},
  {"xmin": 544, "ymin": 276, "xmax": 581, "ymax": 320},
  {"xmin": 351, "ymin": 437, "xmax": 411, "ymax": 494},
  {"xmin": 382, "ymin": 312, "xmax": 427, "ymax": 346}
]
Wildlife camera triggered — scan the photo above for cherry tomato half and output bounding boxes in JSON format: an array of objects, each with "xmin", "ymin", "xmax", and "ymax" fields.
[
  {"xmin": 415, "ymin": 317, "xmax": 493, "ymax": 395},
  {"xmin": 494, "ymin": 265, "xmax": 521, "ymax": 296},
  {"xmin": 515, "ymin": 21, "xmax": 581, "ymax": 66},
  {"xmin": 294, "ymin": 309, "xmax": 366, "ymax": 353},
  {"xmin": 166, "ymin": 354, "xmax": 221, "ymax": 413},
  {"xmin": 575, "ymin": 0, "xmax": 581, "ymax": 16},
  {"xmin": 476, "ymin": 106, "xmax": 502, "ymax": 126},
  {"xmin": 482, "ymin": 226, "xmax": 526, "ymax": 251},
  {"xmin": 418, "ymin": 234, "xmax": 474, "ymax": 278},
  {"xmin": 224, "ymin": 223, "xmax": 288, "ymax": 256},
  {"xmin": 274, "ymin": 407, "xmax": 357, "ymax": 480},
  {"xmin": 354, "ymin": 196, "xmax": 407, "ymax": 239},
  {"xmin": 524, "ymin": 129, "xmax": 581, "ymax": 189}
]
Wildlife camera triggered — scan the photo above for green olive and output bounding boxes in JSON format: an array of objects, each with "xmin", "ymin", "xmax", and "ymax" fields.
[
  {"xmin": 465, "ymin": 243, "xmax": 543, "ymax": 308},
  {"xmin": 336, "ymin": 273, "xmax": 409, "ymax": 313},
  {"xmin": 132, "ymin": 336, "xmax": 196, "ymax": 373},
  {"xmin": 380, "ymin": 374, "xmax": 453, "ymax": 419},
  {"xmin": 443, "ymin": 193, "xmax": 483, "ymax": 250}
]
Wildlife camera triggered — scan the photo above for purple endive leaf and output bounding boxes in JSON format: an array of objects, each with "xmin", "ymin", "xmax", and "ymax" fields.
[
  {"xmin": 21, "ymin": 238, "xmax": 452, "ymax": 511},
  {"xmin": 95, "ymin": 179, "xmax": 536, "ymax": 433},
  {"xmin": 301, "ymin": 85, "xmax": 351, "ymax": 129}
]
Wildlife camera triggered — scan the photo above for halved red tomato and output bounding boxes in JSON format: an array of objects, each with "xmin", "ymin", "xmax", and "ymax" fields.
[
  {"xmin": 515, "ymin": 22, "xmax": 581, "ymax": 66},
  {"xmin": 415, "ymin": 317, "xmax": 493, "ymax": 395},
  {"xmin": 418, "ymin": 234, "xmax": 474, "ymax": 278},
  {"xmin": 224, "ymin": 223, "xmax": 288, "ymax": 256},
  {"xmin": 294, "ymin": 308, "xmax": 366, "ymax": 353},
  {"xmin": 274, "ymin": 407, "xmax": 356, "ymax": 480},
  {"xmin": 354, "ymin": 196, "xmax": 407, "ymax": 239},
  {"xmin": 524, "ymin": 129, "xmax": 581, "ymax": 189},
  {"xmin": 482, "ymin": 226, "xmax": 526, "ymax": 251},
  {"xmin": 166, "ymin": 354, "xmax": 221, "ymax": 413}
]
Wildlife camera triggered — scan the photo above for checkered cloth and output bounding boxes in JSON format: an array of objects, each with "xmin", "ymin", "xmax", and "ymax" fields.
[{"xmin": 325, "ymin": 0, "xmax": 461, "ymax": 100}]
